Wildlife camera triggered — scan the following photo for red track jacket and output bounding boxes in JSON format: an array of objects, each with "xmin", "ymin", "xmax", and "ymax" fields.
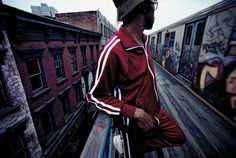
[{"xmin": 87, "ymin": 26, "xmax": 160, "ymax": 118}]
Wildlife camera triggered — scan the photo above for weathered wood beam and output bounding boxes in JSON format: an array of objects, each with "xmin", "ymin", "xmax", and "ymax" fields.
[{"xmin": 80, "ymin": 112, "xmax": 112, "ymax": 158}]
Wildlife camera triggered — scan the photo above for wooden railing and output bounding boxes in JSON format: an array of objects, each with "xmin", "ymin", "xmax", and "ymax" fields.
[
  {"xmin": 80, "ymin": 112, "xmax": 115, "ymax": 158},
  {"xmin": 81, "ymin": 111, "xmax": 160, "ymax": 158}
]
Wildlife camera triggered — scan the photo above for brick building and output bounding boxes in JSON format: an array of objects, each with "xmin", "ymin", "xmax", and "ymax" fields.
[
  {"xmin": 55, "ymin": 10, "xmax": 117, "ymax": 48},
  {"xmin": 0, "ymin": 3, "xmax": 100, "ymax": 158}
]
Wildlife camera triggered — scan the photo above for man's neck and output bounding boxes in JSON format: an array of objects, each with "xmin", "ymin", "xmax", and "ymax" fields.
[{"xmin": 123, "ymin": 15, "xmax": 144, "ymax": 45}]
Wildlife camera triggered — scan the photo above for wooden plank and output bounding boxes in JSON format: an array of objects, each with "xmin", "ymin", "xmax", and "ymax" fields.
[{"xmin": 80, "ymin": 112, "xmax": 112, "ymax": 158}]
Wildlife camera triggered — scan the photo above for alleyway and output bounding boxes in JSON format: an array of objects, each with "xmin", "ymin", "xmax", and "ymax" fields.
[{"xmin": 154, "ymin": 62, "xmax": 236, "ymax": 158}]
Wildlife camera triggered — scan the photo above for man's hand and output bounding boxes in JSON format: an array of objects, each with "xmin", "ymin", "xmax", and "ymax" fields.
[{"xmin": 134, "ymin": 108, "xmax": 156, "ymax": 132}]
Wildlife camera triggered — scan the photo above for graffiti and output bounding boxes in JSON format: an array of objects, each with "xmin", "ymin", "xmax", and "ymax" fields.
[
  {"xmin": 230, "ymin": 96, "xmax": 236, "ymax": 110},
  {"xmin": 161, "ymin": 48, "xmax": 178, "ymax": 75},
  {"xmin": 202, "ymin": 41, "xmax": 226, "ymax": 54},
  {"xmin": 203, "ymin": 10, "xmax": 235, "ymax": 54},
  {"xmin": 228, "ymin": 45, "xmax": 236, "ymax": 56},
  {"xmin": 199, "ymin": 56, "xmax": 224, "ymax": 90},
  {"xmin": 200, "ymin": 63, "xmax": 221, "ymax": 90},
  {"xmin": 174, "ymin": 41, "xmax": 180, "ymax": 52},
  {"xmin": 226, "ymin": 68, "xmax": 236, "ymax": 94},
  {"xmin": 195, "ymin": 54, "xmax": 236, "ymax": 121},
  {"xmin": 226, "ymin": 67, "xmax": 236, "ymax": 110},
  {"xmin": 179, "ymin": 48, "xmax": 198, "ymax": 81}
]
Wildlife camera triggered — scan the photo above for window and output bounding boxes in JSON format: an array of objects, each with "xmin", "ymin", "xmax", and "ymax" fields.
[
  {"xmin": 58, "ymin": 87, "xmax": 71, "ymax": 116},
  {"xmin": 164, "ymin": 31, "xmax": 175, "ymax": 47},
  {"xmin": 0, "ymin": 128, "xmax": 29, "ymax": 158},
  {"xmin": 96, "ymin": 44, "xmax": 99, "ymax": 55},
  {"xmin": 18, "ymin": 48, "xmax": 49, "ymax": 97},
  {"xmin": 25, "ymin": 58, "xmax": 45, "ymax": 92},
  {"xmin": 61, "ymin": 95, "xmax": 71, "ymax": 116},
  {"xmin": 104, "ymin": 25, "xmax": 106, "ymax": 37},
  {"xmin": 41, "ymin": 109, "xmax": 54, "ymax": 136},
  {"xmin": 54, "ymin": 53, "xmax": 64, "ymax": 80},
  {"xmin": 184, "ymin": 25, "xmax": 193, "ymax": 45},
  {"xmin": 194, "ymin": 22, "xmax": 206, "ymax": 46},
  {"xmin": 164, "ymin": 33, "xmax": 169, "ymax": 47},
  {"xmin": 80, "ymin": 46, "xmax": 87, "ymax": 68},
  {"xmin": 100, "ymin": 24, "xmax": 103, "ymax": 35},
  {"xmin": 68, "ymin": 47, "xmax": 78, "ymax": 74},
  {"xmin": 89, "ymin": 45, "xmax": 94, "ymax": 65},
  {"xmin": 34, "ymin": 98, "xmax": 55, "ymax": 138},
  {"xmin": 74, "ymin": 80, "xmax": 83, "ymax": 104},
  {"xmin": 169, "ymin": 32, "xmax": 176, "ymax": 47},
  {"xmin": 157, "ymin": 32, "xmax": 162, "ymax": 44},
  {"xmin": 49, "ymin": 47, "xmax": 65, "ymax": 82},
  {"xmin": 151, "ymin": 36, "xmax": 155, "ymax": 46}
]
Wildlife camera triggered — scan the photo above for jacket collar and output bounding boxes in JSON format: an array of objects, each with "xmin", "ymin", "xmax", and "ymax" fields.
[{"xmin": 115, "ymin": 26, "xmax": 148, "ymax": 50}]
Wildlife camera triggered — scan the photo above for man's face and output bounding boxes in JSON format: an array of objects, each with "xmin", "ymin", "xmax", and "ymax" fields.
[{"xmin": 144, "ymin": 0, "xmax": 158, "ymax": 30}]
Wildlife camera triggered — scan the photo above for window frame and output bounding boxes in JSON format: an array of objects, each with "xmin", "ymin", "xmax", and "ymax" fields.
[
  {"xmin": 68, "ymin": 46, "xmax": 78, "ymax": 75},
  {"xmin": 33, "ymin": 97, "xmax": 56, "ymax": 138},
  {"xmin": 169, "ymin": 31, "xmax": 176, "ymax": 48},
  {"xmin": 49, "ymin": 47, "xmax": 66, "ymax": 84},
  {"xmin": 80, "ymin": 45, "xmax": 87, "ymax": 68},
  {"xmin": 25, "ymin": 58, "xmax": 45, "ymax": 93},
  {"xmin": 194, "ymin": 21, "xmax": 206, "ymax": 46},
  {"xmin": 184, "ymin": 24, "xmax": 194, "ymax": 45},
  {"xmin": 17, "ymin": 48, "xmax": 50, "ymax": 98},
  {"xmin": 58, "ymin": 86, "xmax": 71, "ymax": 117},
  {"xmin": 89, "ymin": 45, "xmax": 95, "ymax": 65}
]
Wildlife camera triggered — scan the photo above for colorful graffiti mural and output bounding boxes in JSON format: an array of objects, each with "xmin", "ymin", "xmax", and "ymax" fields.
[
  {"xmin": 198, "ymin": 56, "xmax": 224, "ymax": 90},
  {"xmin": 202, "ymin": 9, "xmax": 235, "ymax": 55},
  {"xmin": 158, "ymin": 40, "xmax": 181, "ymax": 75},
  {"xmin": 194, "ymin": 54, "xmax": 236, "ymax": 121},
  {"xmin": 194, "ymin": 8, "xmax": 236, "ymax": 121},
  {"xmin": 150, "ymin": 5, "xmax": 236, "ymax": 122}
]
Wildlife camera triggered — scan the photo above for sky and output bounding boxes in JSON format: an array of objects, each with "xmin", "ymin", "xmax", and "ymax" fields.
[{"xmin": 2, "ymin": 0, "xmax": 222, "ymax": 34}]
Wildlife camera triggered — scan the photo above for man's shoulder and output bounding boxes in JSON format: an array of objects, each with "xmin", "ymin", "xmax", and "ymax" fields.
[{"xmin": 103, "ymin": 35, "xmax": 124, "ymax": 54}]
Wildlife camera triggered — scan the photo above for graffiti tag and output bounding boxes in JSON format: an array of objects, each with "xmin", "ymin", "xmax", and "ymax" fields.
[{"xmin": 202, "ymin": 41, "xmax": 226, "ymax": 54}]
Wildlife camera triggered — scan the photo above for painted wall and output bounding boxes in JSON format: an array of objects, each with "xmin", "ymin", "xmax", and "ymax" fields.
[{"xmin": 194, "ymin": 7, "xmax": 236, "ymax": 121}]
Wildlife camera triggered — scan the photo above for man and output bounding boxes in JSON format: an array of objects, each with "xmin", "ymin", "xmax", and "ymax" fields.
[{"xmin": 87, "ymin": 0, "xmax": 186, "ymax": 157}]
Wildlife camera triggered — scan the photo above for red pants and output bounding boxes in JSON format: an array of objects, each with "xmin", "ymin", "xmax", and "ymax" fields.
[
  {"xmin": 115, "ymin": 108, "xmax": 186, "ymax": 157},
  {"xmin": 145, "ymin": 108, "xmax": 186, "ymax": 151}
]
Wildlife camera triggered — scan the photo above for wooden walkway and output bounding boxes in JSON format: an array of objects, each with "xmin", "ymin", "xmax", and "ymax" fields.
[{"xmin": 154, "ymin": 62, "xmax": 236, "ymax": 158}]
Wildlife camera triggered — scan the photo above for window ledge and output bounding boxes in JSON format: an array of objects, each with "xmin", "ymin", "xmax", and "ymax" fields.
[
  {"xmin": 0, "ymin": 104, "xmax": 21, "ymax": 120},
  {"xmin": 56, "ymin": 77, "xmax": 68, "ymax": 85},
  {"xmin": 82, "ymin": 66, "xmax": 88, "ymax": 71},
  {"xmin": 64, "ymin": 113, "xmax": 73, "ymax": 124},
  {"xmin": 32, "ymin": 87, "xmax": 51, "ymax": 99},
  {"xmin": 46, "ymin": 130, "xmax": 59, "ymax": 147},
  {"xmin": 72, "ymin": 71, "xmax": 79, "ymax": 77}
]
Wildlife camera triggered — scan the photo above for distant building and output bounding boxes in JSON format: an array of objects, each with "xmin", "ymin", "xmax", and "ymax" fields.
[
  {"xmin": 31, "ymin": 3, "xmax": 58, "ymax": 17},
  {"xmin": 55, "ymin": 10, "xmax": 117, "ymax": 48},
  {"xmin": 0, "ymin": 3, "xmax": 100, "ymax": 157}
]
